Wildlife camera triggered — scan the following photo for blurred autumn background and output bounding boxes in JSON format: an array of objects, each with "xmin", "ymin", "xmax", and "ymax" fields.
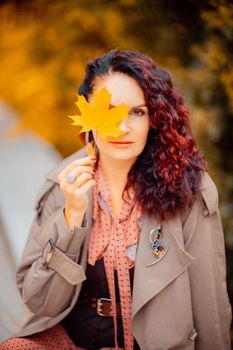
[{"xmin": 0, "ymin": 0, "xmax": 232, "ymax": 340}]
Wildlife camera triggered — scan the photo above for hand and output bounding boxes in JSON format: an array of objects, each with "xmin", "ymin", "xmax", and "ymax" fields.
[{"xmin": 57, "ymin": 155, "xmax": 97, "ymax": 228}]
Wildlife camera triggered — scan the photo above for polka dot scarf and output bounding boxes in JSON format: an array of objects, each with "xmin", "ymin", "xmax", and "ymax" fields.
[{"xmin": 88, "ymin": 164, "xmax": 142, "ymax": 350}]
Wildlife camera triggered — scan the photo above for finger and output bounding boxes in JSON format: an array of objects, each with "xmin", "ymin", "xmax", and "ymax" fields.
[
  {"xmin": 72, "ymin": 155, "xmax": 97, "ymax": 165},
  {"xmin": 71, "ymin": 172, "xmax": 94, "ymax": 188},
  {"xmin": 58, "ymin": 156, "xmax": 96, "ymax": 182},
  {"xmin": 59, "ymin": 170, "xmax": 95, "ymax": 191},
  {"xmin": 64, "ymin": 165, "xmax": 95, "ymax": 179},
  {"xmin": 75, "ymin": 178, "xmax": 96, "ymax": 195},
  {"xmin": 58, "ymin": 158, "xmax": 94, "ymax": 182},
  {"xmin": 59, "ymin": 176, "xmax": 71, "ymax": 191},
  {"xmin": 72, "ymin": 165, "xmax": 95, "ymax": 177},
  {"xmin": 59, "ymin": 166, "xmax": 94, "ymax": 188}
]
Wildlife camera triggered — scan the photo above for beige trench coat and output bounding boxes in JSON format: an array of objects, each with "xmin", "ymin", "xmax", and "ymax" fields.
[{"xmin": 13, "ymin": 147, "xmax": 231, "ymax": 350}]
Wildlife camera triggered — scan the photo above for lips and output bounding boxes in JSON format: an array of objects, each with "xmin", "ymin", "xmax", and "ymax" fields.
[{"xmin": 109, "ymin": 141, "xmax": 133, "ymax": 144}]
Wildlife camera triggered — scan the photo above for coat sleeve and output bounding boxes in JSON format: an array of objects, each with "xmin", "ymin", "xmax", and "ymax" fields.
[
  {"xmin": 183, "ymin": 173, "xmax": 232, "ymax": 350},
  {"xmin": 16, "ymin": 180, "xmax": 89, "ymax": 317}
]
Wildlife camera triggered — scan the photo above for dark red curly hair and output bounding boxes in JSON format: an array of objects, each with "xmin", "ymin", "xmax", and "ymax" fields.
[{"xmin": 78, "ymin": 49, "xmax": 207, "ymax": 219}]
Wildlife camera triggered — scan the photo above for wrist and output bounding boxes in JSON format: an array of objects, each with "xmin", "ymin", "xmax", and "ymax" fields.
[{"xmin": 64, "ymin": 205, "xmax": 85, "ymax": 230}]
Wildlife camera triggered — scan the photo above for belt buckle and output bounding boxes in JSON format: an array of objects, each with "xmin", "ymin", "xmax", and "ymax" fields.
[
  {"xmin": 97, "ymin": 297, "xmax": 113, "ymax": 317},
  {"xmin": 43, "ymin": 237, "xmax": 55, "ymax": 267}
]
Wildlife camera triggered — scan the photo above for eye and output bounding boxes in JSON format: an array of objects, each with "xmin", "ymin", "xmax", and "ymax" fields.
[{"xmin": 129, "ymin": 109, "xmax": 145, "ymax": 117}]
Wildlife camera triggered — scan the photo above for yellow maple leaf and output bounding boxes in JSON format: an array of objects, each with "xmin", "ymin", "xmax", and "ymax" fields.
[{"xmin": 68, "ymin": 87, "xmax": 129, "ymax": 140}]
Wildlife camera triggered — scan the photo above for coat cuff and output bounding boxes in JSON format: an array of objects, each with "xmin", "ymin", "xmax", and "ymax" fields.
[{"xmin": 41, "ymin": 240, "xmax": 86, "ymax": 285}]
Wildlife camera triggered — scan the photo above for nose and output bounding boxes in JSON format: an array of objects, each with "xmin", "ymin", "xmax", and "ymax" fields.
[{"xmin": 119, "ymin": 118, "xmax": 130, "ymax": 133}]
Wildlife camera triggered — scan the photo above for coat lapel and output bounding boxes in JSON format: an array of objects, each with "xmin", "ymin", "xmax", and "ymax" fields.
[{"xmin": 132, "ymin": 213, "xmax": 194, "ymax": 319}]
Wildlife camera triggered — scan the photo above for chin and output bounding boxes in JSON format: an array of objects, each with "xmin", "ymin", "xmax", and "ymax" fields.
[{"xmin": 104, "ymin": 149, "xmax": 141, "ymax": 161}]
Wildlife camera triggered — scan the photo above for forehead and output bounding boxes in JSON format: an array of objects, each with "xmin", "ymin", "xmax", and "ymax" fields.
[{"xmin": 92, "ymin": 73, "xmax": 146, "ymax": 107}]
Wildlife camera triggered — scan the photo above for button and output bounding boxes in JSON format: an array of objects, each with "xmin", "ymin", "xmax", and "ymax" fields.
[
  {"xmin": 202, "ymin": 208, "xmax": 209, "ymax": 217},
  {"xmin": 189, "ymin": 328, "xmax": 198, "ymax": 341}
]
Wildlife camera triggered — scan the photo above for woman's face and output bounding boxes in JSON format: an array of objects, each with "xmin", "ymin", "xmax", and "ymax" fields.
[{"xmin": 89, "ymin": 73, "xmax": 150, "ymax": 163}]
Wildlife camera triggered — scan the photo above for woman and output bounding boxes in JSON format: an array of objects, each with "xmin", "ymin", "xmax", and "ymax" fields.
[{"xmin": 1, "ymin": 49, "xmax": 231, "ymax": 350}]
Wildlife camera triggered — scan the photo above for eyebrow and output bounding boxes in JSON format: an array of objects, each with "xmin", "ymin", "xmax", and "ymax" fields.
[{"xmin": 109, "ymin": 104, "xmax": 148, "ymax": 108}]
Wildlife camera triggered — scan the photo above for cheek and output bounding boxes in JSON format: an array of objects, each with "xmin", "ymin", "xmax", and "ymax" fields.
[
  {"xmin": 93, "ymin": 130, "xmax": 104, "ymax": 144},
  {"xmin": 94, "ymin": 132, "xmax": 108, "ymax": 149},
  {"xmin": 135, "ymin": 119, "xmax": 150, "ymax": 143}
]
